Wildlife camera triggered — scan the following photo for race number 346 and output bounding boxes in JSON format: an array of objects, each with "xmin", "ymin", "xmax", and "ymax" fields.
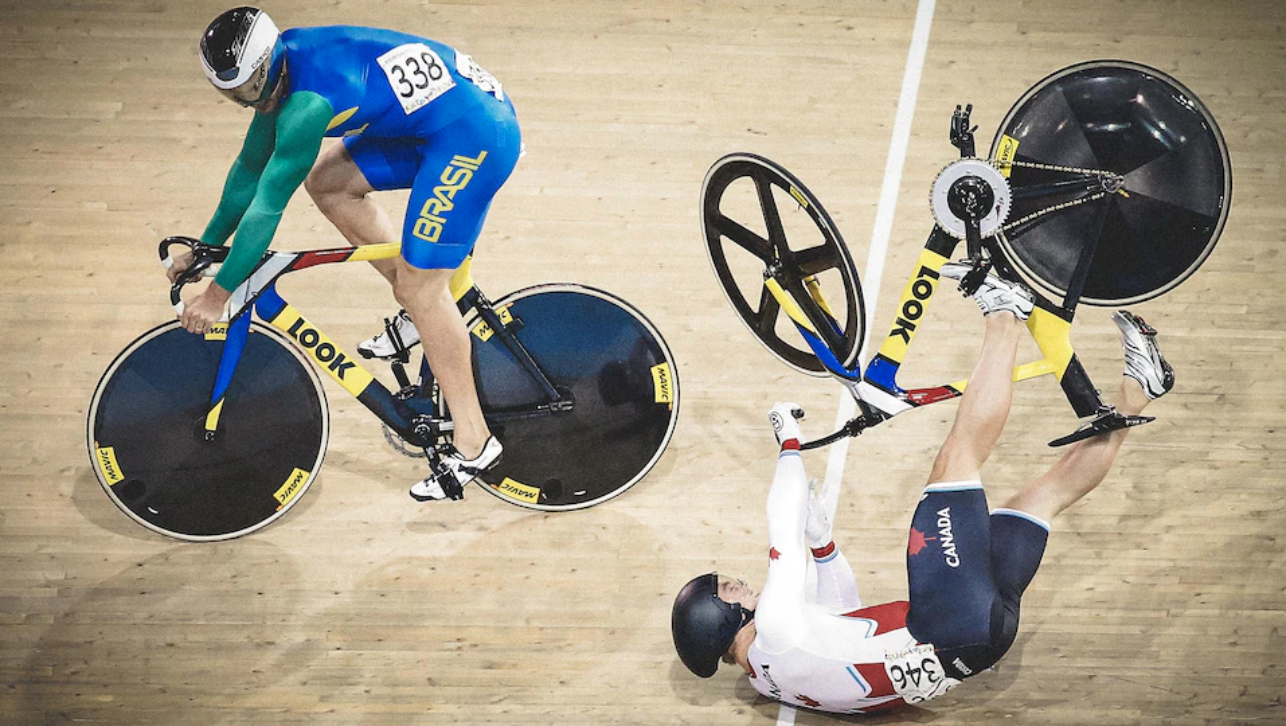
[{"xmin": 378, "ymin": 43, "xmax": 456, "ymax": 115}]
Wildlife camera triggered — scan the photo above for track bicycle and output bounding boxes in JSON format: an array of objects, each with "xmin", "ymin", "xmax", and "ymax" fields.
[
  {"xmin": 701, "ymin": 60, "xmax": 1230, "ymax": 448},
  {"xmin": 88, "ymin": 240, "xmax": 680, "ymax": 541}
]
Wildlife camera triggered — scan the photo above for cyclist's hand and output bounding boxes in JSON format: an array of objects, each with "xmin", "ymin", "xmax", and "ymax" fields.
[
  {"xmin": 180, "ymin": 283, "xmax": 230, "ymax": 334},
  {"xmin": 166, "ymin": 250, "xmax": 195, "ymax": 284},
  {"xmin": 805, "ymin": 478, "xmax": 833, "ymax": 549}
]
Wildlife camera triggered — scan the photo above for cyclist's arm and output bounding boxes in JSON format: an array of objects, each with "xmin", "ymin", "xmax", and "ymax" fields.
[
  {"xmin": 754, "ymin": 449, "xmax": 811, "ymax": 653},
  {"xmin": 200, "ymin": 111, "xmax": 276, "ymax": 247},
  {"xmin": 211, "ymin": 91, "xmax": 333, "ymax": 292}
]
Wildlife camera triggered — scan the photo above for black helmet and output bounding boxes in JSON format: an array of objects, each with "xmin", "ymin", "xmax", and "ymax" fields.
[{"xmin": 671, "ymin": 573, "xmax": 754, "ymax": 678}]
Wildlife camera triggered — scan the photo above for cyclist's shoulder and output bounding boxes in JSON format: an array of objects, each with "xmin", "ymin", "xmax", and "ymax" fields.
[{"xmin": 283, "ymin": 26, "xmax": 449, "ymax": 58}]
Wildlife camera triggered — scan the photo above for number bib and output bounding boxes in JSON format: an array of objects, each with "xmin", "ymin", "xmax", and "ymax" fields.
[
  {"xmin": 882, "ymin": 644, "xmax": 961, "ymax": 704},
  {"xmin": 456, "ymin": 53, "xmax": 504, "ymax": 101},
  {"xmin": 377, "ymin": 43, "xmax": 455, "ymax": 115}
]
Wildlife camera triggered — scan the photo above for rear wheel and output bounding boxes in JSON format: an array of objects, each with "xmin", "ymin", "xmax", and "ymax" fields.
[
  {"xmin": 990, "ymin": 60, "xmax": 1232, "ymax": 305},
  {"xmin": 466, "ymin": 285, "xmax": 679, "ymax": 511}
]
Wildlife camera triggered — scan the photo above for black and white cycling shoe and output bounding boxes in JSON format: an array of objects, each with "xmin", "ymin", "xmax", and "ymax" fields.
[
  {"xmin": 357, "ymin": 309, "xmax": 420, "ymax": 360},
  {"xmin": 1113, "ymin": 310, "xmax": 1175, "ymax": 399},
  {"xmin": 939, "ymin": 262, "xmax": 1034, "ymax": 320},
  {"xmin": 409, "ymin": 436, "xmax": 504, "ymax": 502}
]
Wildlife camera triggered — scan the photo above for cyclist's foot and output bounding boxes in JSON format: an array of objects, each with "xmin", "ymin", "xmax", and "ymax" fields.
[
  {"xmin": 768, "ymin": 402, "xmax": 805, "ymax": 448},
  {"xmin": 358, "ymin": 309, "xmax": 421, "ymax": 360},
  {"xmin": 1113, "ymin": 310, "xmax": 1174, "ymax": 400},
  {"xmin": 409, "ymin": 436, "xmax": 504, "ymax": 502},
  {"xmin": 940, "ymin": 262, "xmax": 1034, "ymax": 320}
]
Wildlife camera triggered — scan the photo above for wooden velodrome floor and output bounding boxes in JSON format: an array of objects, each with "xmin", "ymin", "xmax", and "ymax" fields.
[{"xmin": 2, "ymin": 0, "xmax": 1283, "ymax": 723}]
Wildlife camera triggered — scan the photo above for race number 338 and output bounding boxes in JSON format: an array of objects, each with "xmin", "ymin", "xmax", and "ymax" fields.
[
  {"xmin": 882, "ymin": 644, "xmax": 960, "ymax": 704},
  {"xmin": 378, "ymin": 43, "xmax": 456, "ymax": 115}
]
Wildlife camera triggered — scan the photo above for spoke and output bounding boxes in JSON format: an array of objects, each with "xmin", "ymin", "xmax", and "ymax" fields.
[
  {"xmin": 753, "ymin": 174, "xmax": 787, "ymax": 250},
  {"xmin": 711, "ymin": 213, "xmax": 774, "ymax": 261},
  {"xmin": 794, "ymin": 244, "xmax": 841, "ymax": 277},
  {"xmin": 756, "ymin": 284, "xmax": 781, "ymax": 337}
]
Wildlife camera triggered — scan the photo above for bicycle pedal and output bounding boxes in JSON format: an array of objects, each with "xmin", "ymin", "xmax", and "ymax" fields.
[{"xmin": 1048, "ymin": 410, "xmax": 1155, "ymax": 447}]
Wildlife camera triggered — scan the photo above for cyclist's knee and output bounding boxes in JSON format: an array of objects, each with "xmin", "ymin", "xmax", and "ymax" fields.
[{"xmin": 927, "ymin": 433, "xmax": 984, "ymax": 484}]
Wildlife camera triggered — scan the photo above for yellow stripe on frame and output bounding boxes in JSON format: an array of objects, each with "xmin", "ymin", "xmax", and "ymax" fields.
[
  {"xmin": 764, "ymin": 278, "xmax": 818, "ymax": 334},
  {"xmin": 346, "ymin": 242, "xmax": 403, "ymax": 262},
  {"xmin": 204, "ymin": 398, "xmax": 225, "ymax": 433},
  {"xmin": 270, "ymin": 305, "xmax": 376, "ymax": 397},
  {"xmin": 1025, "ymin": 308, "xmax": 1075, "ymax": 381},
  {"xmin": 875, "ymin": 248, "xmax": 949, "ymax": 365}
]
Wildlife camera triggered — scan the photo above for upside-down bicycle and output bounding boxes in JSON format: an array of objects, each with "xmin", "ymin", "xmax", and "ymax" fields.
[
  {"xmin": 88, "ymin": 241, "xmax": 679, "ymax": 541},
  {"xmin": 701, "ymin": 60, "xmax": 1230, "ymax": 447}
]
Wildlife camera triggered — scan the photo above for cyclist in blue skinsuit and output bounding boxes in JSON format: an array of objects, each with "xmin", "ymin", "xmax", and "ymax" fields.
[{"xmin": 170, "ymin": 7, "xmax": 520, "ymax": 501}]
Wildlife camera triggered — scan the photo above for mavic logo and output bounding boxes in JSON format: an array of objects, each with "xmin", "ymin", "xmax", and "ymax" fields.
[
  {"xmin": 889, "ymin": 265, "xmax": 940, "ymax": 344},
  {"xmin": 412, "ymin": 152, "xmax": 488, "ymax": 243}
]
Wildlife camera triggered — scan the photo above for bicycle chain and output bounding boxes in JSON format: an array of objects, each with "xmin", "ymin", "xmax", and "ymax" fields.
[{"xmin": 993, "ymin": 159, "xmax": 1119, "ymax": 231}]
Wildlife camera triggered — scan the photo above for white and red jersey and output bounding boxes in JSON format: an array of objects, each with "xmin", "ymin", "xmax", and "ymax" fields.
[
  {"xmin": 747, "ymin": 449, "xmax": 958, "ymax": 714},
  {"xmin": 747, "ymin": 600, "xmax": 922, "ymax": 713}
]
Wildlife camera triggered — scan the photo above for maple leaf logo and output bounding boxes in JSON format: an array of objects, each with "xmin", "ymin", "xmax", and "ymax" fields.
[
  {"xmin": 796, "ymin": 694, "xmax": 821, "ymax": 708},
  {"xmin": 769, "ymin": 547, "xmax": 781, "ymax": 561},
  {"xmin": 907, "ymin": 528, "xmax": 937, "ymax": 556}
]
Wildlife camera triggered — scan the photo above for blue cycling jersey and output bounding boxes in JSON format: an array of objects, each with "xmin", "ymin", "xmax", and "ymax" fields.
[{"xmin": 282, "ymin": 26, "xmax": 507, "ymax": 139}]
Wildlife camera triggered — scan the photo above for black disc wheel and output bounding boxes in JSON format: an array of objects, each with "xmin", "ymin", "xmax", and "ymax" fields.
[
  {"xmin": 990, "ymin": 60, "xmax": 1232, "ymax": 306},
  {"xmin": 466, "ymin": 285, "xmax": 678, "ymax": 510},
  {"xmin": 88, "ymin": 321, "xmax": 328, "ymax": 541},
  {"xmin": 701, "ymin": 153, "xmax": 865, "ymax": 375}
]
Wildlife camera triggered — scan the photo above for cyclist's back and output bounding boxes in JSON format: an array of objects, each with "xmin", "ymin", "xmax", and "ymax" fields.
[{"xmin": 282, "ymin": 26, "xmax": 510, "ymax": 139}]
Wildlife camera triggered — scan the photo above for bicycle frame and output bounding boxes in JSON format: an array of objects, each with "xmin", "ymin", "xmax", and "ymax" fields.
[
  {"xmin": 765, "ymin": 225, "xmax": 1109, "ymax": 445},
  {"xmin": 170, "ymin": 239, "xmax": 567, "ymax": 450}
]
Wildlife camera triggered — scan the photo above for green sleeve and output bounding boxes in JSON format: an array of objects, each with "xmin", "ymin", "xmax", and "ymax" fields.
[
  {"xmin": 201, "ymin": 112, "xmax": 276, "ymax": 247},
  {"xmin": 212, "ymin": 91, "xmax": 334, "ymax": 291}
]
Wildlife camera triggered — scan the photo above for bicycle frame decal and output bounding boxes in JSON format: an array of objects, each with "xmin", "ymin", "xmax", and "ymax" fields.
[{"xmin": 268, "ymin": 305, "xmax": 376, "ymax": 398}]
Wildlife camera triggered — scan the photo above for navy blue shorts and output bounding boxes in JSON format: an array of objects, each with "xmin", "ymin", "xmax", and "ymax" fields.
[
  {"xmin": 903, "ymin": 482, "xmax": 1050, "ymax": 680},
  {"xmin": 345, "ymin": 99, "xmax": 521, "ymax": 270}
]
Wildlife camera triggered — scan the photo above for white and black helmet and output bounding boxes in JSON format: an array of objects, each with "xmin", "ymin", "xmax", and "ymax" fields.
[{"xmin": 199, "ymin": 7, "xmax": 286, "ymax": 107}]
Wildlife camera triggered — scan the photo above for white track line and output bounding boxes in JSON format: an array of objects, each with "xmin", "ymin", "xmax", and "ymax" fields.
[{"xmin": 778, "ymin": 1, "xmax": 935, "ymax": 722}]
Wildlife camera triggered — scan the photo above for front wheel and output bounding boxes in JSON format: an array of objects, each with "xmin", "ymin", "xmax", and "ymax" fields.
[
  {"xmin": 87, "ymin": 320, "xmax": 329, "ymax": 541},
  {"xmin": 465, "ymin": 285, "xmax": 679, "ymax": 511}
]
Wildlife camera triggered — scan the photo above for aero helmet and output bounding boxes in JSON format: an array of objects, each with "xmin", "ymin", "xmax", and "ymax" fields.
[
  {"xmin": 671, "ymin": 573, "xmax": 754, "ymax": 678},
  {"xmin": 199, "ymin": 7, "xmax": 286, "ymax": 107}
]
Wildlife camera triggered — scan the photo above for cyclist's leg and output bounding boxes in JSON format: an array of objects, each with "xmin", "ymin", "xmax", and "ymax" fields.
[
  {"xmin": 926, "ymin": 312, "xmax": 1025, "ymax": 484},
  {"xmin": 905, "ymin": 311, "xmax": 1025, "ymax": 677},
  {"xmin": 305, "ymin": 138, "xmax": 422, "ymax": 284},
  {"xmin": 1000, "ymin": 375, "xmax": 1152, "ymax": 523},
  {"xmin": 397, "ymin": 109, "xmax": 521, "ymax": 460}
]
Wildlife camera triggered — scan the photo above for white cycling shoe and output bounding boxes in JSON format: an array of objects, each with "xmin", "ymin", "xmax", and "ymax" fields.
[
  {"xmin": 358, "ymin": 310, "xmax": 421, "ymax": 360},
  {"xmin": 1113, "ymin": 310, "xmax": 1174, "ymax": 399},
  {"xmin": 409, "ymin": 436, "xmax": 504, "ymax": 502},
  {"xmin": 939, "ymin": 262, "xmax": 1034, "ymax": 320}
]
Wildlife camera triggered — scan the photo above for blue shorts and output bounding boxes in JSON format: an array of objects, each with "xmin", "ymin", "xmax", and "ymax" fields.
[
  {"xmin": 344, "ymin": 100, "xmax": 521, "ymax": 270},
  {"xmin": 903, "ymin": 482, "xmax": 1050, "ymax": 679}
]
